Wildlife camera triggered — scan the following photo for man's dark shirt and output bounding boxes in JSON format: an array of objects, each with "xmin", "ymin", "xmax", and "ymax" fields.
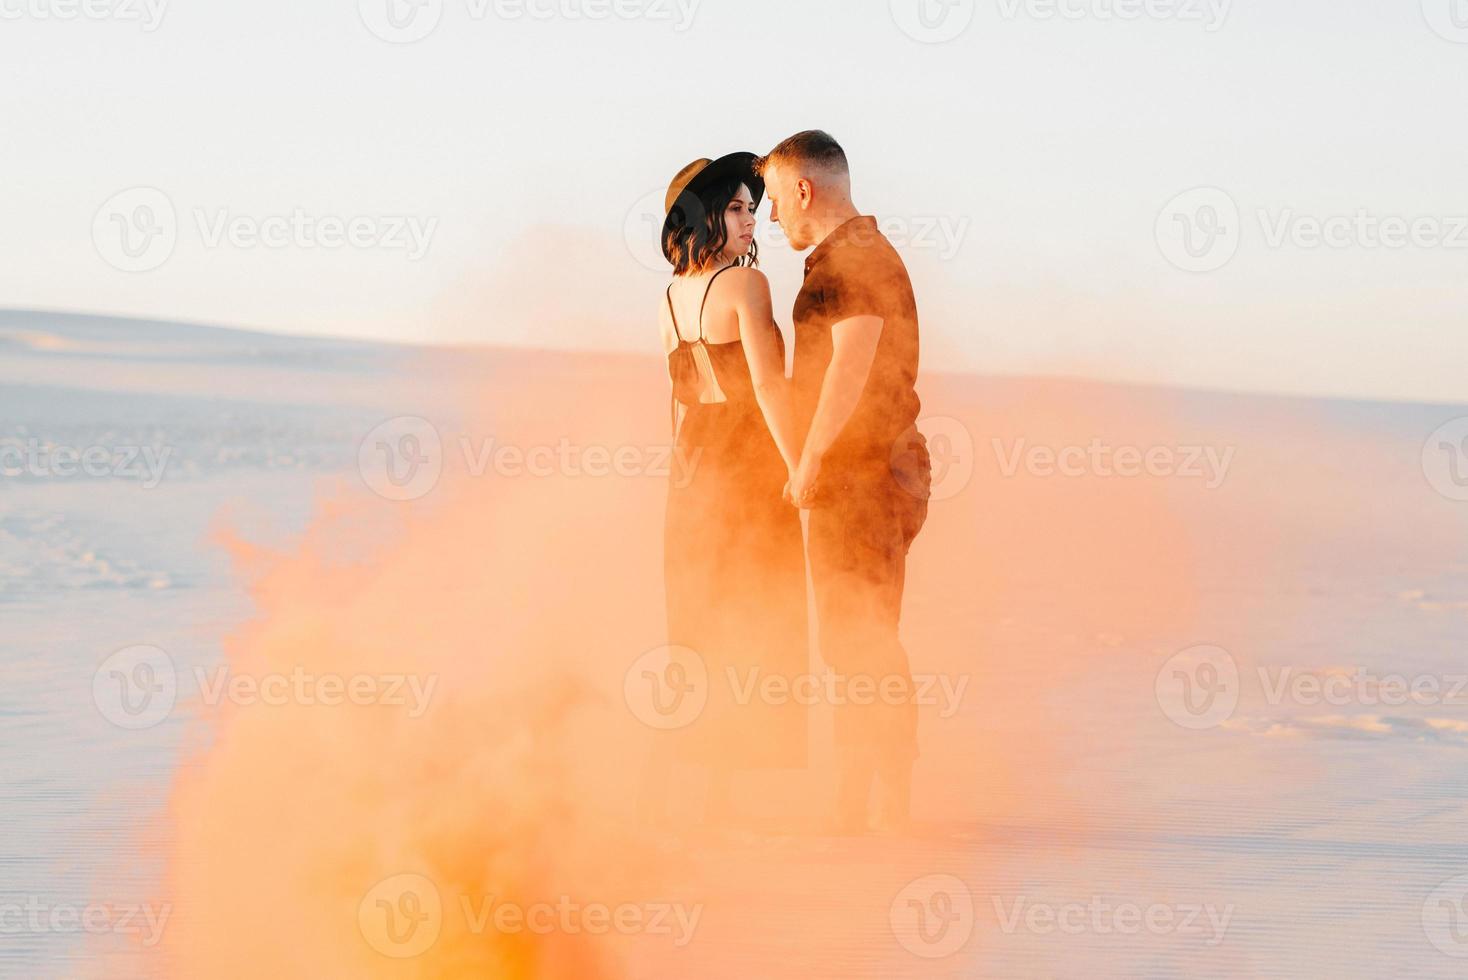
[{"xmin": 793, "ymin": 216, "xmax": 922, "ymax": 481}]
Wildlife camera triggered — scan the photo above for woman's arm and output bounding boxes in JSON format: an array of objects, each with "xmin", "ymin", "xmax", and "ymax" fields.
[{"xmin": 731, "ymin": 269, "xmax": 802, "ymax": 474}]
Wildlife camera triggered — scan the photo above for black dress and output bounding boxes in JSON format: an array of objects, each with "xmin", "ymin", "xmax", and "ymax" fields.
[{"xmin": 663, "ymin": 267, "xmax": 808, "ymax": 770}]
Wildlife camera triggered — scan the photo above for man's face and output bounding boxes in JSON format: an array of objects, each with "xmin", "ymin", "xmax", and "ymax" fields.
[{"xmin": 762, "ymin": 161, "xmax": 814, "ymax": 252}]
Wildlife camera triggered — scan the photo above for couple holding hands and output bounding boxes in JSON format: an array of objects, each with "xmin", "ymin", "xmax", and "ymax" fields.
[{"xmin": 652, "ymin": 130, "xmax": 931, "ymax": 835}]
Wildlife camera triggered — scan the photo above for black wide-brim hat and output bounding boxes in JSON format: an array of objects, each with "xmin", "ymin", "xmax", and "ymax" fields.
[{"xmin": 663, "ymin": 151, "xmax": 765, "ymax": 217}]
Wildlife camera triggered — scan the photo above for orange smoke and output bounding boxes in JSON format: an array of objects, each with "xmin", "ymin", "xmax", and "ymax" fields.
[{"xmin": 148, "ymin": 351, "xmax": 1205, "ymax": 977}]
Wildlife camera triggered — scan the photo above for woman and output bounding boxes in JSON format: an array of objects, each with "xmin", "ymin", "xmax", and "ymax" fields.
[{"xmin": 641, "ymin": 152, "xmax": 809, "ymax": 827}]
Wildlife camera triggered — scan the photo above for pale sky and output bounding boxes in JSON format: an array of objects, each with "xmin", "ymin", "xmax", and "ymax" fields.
[{"xmin": 3, "ymin": 0, "xmax": 1466, "ymax": 402}]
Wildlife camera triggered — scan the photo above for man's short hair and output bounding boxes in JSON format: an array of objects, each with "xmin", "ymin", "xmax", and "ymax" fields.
[{"xmin": 757, "ymin": 130, "xmax": 849, "ymax": 177}]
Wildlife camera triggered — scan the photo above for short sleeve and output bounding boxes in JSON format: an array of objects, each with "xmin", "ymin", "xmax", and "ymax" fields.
[{"xmin": 824, "ymin": 246, "xmax": 900, "ymax": 326}]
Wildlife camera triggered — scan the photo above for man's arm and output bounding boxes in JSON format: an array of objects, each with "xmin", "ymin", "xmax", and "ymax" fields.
[{"xmin": 788, "ymin": 315, "xmax": 883, "ymax": 507}]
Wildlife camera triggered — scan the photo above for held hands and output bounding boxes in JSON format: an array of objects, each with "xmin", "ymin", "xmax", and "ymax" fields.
[{"xmin": 784, "ymin": 453, "xmax": 822, "ymax": 510}]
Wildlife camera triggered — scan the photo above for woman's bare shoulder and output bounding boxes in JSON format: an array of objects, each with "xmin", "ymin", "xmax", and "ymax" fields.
[
  {"xmin": 716, "ymin": 265, "xmax": 772, "ymax": 301},
  {"xmin": 723, "ymin": 265, "xmax": 769, "ymax": 286}
]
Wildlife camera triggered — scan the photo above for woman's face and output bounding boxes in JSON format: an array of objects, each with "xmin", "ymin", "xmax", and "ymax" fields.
[{"xmin": 721, "ymin": 183, "xmax": 758, "ymax": 259}]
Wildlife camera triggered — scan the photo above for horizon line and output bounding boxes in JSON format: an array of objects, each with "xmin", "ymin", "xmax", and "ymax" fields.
[{"xmin": 4, "ymin": 305, "xmax": 1463, "ymax": 412}]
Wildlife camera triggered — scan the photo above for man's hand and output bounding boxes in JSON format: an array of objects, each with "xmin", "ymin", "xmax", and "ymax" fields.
[
  {"xmin": 794, "ymin": 315, "xmax": 883, "ymax": 503},
  {"xmin": 788, "ymin": 454, "xmax": 822, "ymax": 509}
]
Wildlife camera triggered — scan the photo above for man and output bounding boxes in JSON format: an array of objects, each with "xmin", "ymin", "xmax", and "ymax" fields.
[{"xmin": 758, "ymin": 131, "xmax": 932, "ymax": 833}]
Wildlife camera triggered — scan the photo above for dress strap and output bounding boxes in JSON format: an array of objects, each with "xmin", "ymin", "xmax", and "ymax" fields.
[
  {"xmin": 665, "ymin": 285, "xmax": 680, "ymax": 334},
  {"xmin": 668, "ymin": 265, "xmax": 740, "ymax": 344},
  {"xmin": 667, "ymin": 265, "xmax": 737, "ymax": 438}
]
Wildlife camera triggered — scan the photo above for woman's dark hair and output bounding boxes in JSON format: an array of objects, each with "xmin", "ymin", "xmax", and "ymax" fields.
[{"xmin": 661, "ymin": 175, "xmax": 758, "ymax": 276}]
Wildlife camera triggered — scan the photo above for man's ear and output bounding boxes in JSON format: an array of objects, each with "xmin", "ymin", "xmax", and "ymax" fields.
[{"xmin": 797, "ymin": 178, "xmax": 814, "ymax": 209}]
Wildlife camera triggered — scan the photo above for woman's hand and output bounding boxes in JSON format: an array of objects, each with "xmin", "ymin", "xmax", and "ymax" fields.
[{"xmin": 787, "ymin": 454, "xmax": 822, "ymax": 509}]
